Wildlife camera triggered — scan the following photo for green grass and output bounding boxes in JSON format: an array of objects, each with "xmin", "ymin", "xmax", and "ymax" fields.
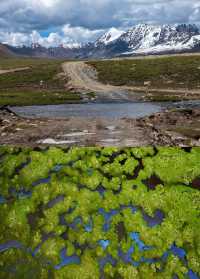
[
  {"xmin": 0, "ymin": 59, "xmax": 63, "ymax": 88},
  {"xmin": 146, "ymin": 93, "xmax": 186, "ymax": 102},
  {"xmin": 0, "ymin": 58, "xmax": 82, "ymax": 106},
  {"xmin": 0, "ymin": 89, "xmax": 81, "ymax": 106},
  {"xmin": 0, "ymin": 57, "xmax": 62, "ymax": 70},
  {"xmin": 88, "ymin": 55, "xmax": 200, "ymax": 89}
]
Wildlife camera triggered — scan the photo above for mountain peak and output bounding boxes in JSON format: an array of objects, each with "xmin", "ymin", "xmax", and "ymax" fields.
[
  {"xmin": 117, "ymin": 23, "xmax": 200, "ymax": 54},
  {"xmin": 95, "ymin": 27, "xmax": 125, "ymax": 46}
]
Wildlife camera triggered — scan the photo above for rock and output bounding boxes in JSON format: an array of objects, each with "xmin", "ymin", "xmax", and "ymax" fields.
[
  {"xmin": 2, "ymin": 119, "xmax": 10, "ymax": 124},
  {"xmin": 144, "ymin": 81, "xmax": 151, "ymax": 86},
  {"xmin": 192, "ymin": 109, "xmax": 200, "ymax": 117}
]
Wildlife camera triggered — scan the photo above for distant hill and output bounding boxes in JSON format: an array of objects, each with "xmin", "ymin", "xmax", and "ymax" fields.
[
  {"xmin": 0, "ymin": 43, "xmax": 16, "ymax": 57},
  {"xmin": 1, "ymin": 23, "xmax": 200, "ymax": 59}
]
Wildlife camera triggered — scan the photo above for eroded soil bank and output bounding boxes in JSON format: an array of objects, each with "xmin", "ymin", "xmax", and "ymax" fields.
[{"xmin": 0, "ymin": 106, "xmax": 200, "ymax": 146}]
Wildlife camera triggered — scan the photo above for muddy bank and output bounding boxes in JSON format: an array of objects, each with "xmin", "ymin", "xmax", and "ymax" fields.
[{"xmin": 0, "ymin": 106, "xmax": 200, "ymax": 146}]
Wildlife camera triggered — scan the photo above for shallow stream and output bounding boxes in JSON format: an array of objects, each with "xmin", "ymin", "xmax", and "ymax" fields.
[{"xmin": 12, "ymin": 100, "xmax": 200, "ymax": 119}]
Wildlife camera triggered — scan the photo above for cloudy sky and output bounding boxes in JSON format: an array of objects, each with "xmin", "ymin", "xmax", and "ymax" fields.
[{"xmin": 0, "ymin": 0, "xmax": 200, "ymax": 47}]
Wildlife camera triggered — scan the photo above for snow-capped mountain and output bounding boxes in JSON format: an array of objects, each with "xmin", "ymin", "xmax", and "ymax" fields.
[
  {"xmin": 91, "ymin": 23, "xmax": 200, "ymax": 57},
  {"xmin": 121, "ymin": 24, "xmax": 200, "ymax": 55},
  {"xmin": 1, "ymin": 24, "xmax": 200, "ymax": 59}
]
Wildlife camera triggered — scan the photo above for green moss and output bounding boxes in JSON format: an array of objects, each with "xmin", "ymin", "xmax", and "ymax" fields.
[
  {"xmin": 144, "ymin": 147, "xmax": 200, "ymax": 185},
  {"xmin": 0, "ymin": 248, "xmax": 53, "ymax": 279},
  {"xmin": 56, "ymin": 251, "xmax": 100, "ymax": 279},
  {"xmin": 0, "ymin": 147, "xmax": 199, "ymax": 278}
]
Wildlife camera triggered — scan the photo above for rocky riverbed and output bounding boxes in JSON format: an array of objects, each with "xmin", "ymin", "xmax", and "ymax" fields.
[
  {"xmin": 0, "ymin": 105, "xmax": 200, "ymax": 147},
  {"xmin": 138, "ymin": 108, "xmax": 200, "ymax": 146}
]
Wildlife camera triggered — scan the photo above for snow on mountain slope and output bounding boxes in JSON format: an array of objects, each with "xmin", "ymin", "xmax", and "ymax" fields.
[
  {"xmin": 95, "ymin": 27, "xmax": 125, "ymax": 46},
  {"xmin": 119, "ymin": 24, "xmax": 162, "ymax": 50},
  {"xmin": 62, "ymin": 43, "xmax": 82, "ymax": 49},
  {"xmin": 185, "ymin": 35, "xmax": 200, "ymax": 48},
  {"xmin": 119, "ymin": 23, "xmax": 200, "ymax": 55}
]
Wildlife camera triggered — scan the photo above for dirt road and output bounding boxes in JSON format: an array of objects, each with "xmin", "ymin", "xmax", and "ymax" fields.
[
  {"xmin": 62, "ymin": 61, "xmax": 139, "ymax": 102},
  {"xmin": 0, "ymin": 67, "xmax": 30, "ymax": 75},
  {"xmin": 62, "ymin": 61, "xmax": 200, "ymax": 102}
]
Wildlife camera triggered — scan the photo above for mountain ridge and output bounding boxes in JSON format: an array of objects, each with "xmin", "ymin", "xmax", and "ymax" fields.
[{"xmin": 1, "ymin": 23, "xmax": 200, "ymax": 59}]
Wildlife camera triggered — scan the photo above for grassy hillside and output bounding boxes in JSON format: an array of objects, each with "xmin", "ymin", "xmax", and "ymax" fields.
[
  {"xmin": 88, "ymin": 55, "xmax": 200, "ymax": 89},
  {"xmin": 0, "ymin": 58, "xmax": 82, "ymax": 106}
]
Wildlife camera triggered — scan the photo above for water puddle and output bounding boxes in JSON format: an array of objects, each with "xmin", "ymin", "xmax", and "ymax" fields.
[
  {"xmin": 142, "ymin": 209, "xmax": 165, "ymax": 227},
  {"xmin": 32, "ymin": 177, "xmax": 51, "ymax": 187},
  {"xmin": 0, "ymin": 195, "xmax": 6, "ymax": 204},
  {"xmin": 46, "ymin": 195, "xmax": 64, "ymax": 209},
  {"xmin": 55, "ymin": 248, "xmax": 80, "ymax": 270},
  {"xmin": 0, "ymin": 241, "xmax": 22, "ymax": 253}
]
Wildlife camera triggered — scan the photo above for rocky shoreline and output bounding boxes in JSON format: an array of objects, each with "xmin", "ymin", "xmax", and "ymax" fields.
[{"xmin": 139, "ymin": 108, "xmax": 200, "ymax": 146}]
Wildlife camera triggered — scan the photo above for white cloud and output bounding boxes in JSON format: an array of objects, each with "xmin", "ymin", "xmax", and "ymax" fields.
[
  {"xmin": 0, "ymin": 32, "xmax": 30, "ymax": 46},
  {"xmin": 1, "ymin": 0, "xmax": 199, "ymax": 32},
  {"xmin": 0, "ymin": 0, "xmax": 200, "ymax": 46},
  {"xmin": 62, "ymin": 25, "xmax": 104, "ymax": 42},
  {"xmin": 0, "ymin": 26, "xmax": 105, "ymax": 47}
]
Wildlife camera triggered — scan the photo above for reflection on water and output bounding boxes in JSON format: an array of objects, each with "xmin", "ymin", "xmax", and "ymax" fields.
[
  {"xmin": 12, "ymin": 100, "xmax": 200, "ymax": 119},
  {"xmin": 12, "ymin": 102, "xmax": 163, "ymax": 119}
]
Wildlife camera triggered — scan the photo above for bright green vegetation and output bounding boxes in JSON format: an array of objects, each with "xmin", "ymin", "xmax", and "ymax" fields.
[
  {"xmin": 0, "ymin": 58, "xmax": 82, "ymax": 106},
  {"xmin": 88, "ymin": 56, "xmax": 200, "ymax": 89},
  {"xmin": 0, "ymin": 146, "xmax": 200, "ymax": 278}
]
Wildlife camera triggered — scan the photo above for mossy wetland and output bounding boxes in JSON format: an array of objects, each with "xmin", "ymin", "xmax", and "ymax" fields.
[{"xmin": 0, "ymin": 146, "xmax": 199, "ymax": 278}]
